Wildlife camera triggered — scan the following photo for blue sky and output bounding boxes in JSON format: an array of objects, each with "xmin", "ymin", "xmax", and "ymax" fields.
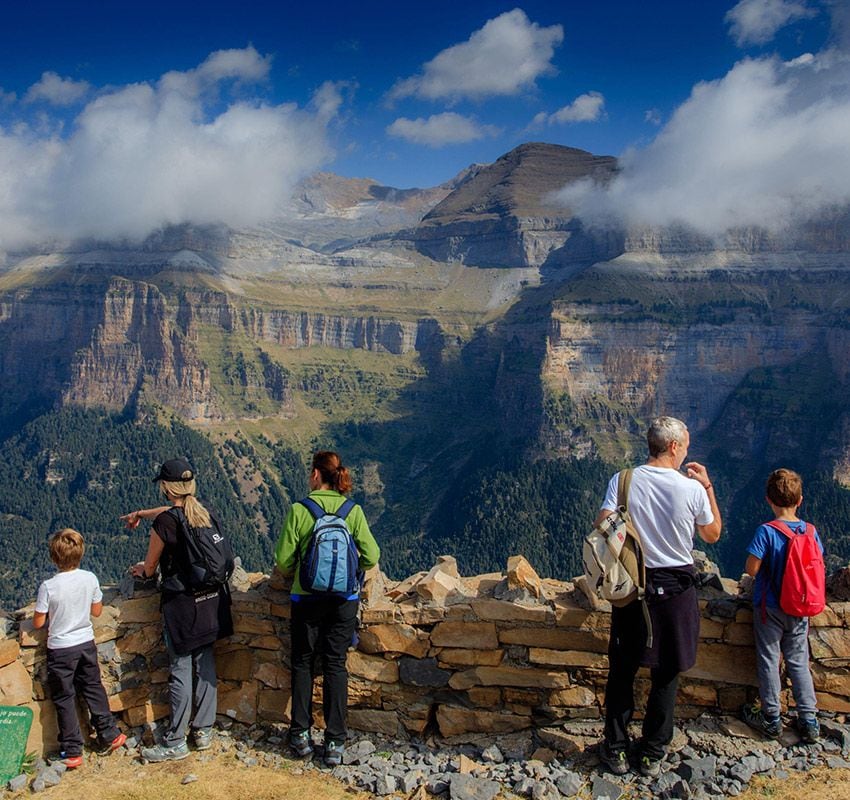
[{"xmin": 0, "ymin": 1, "xmax": 846, "ymax": 246}]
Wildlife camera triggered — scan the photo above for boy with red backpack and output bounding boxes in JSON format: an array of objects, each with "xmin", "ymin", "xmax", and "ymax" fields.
[{"xmin": 742, "ymin": 468, "xmax": 826, "ymax": 743}]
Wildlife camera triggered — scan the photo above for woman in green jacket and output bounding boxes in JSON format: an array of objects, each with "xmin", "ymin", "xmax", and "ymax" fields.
[{"xmin": 275, "ymin": 451, "xmax": 380, "ymax": 767}]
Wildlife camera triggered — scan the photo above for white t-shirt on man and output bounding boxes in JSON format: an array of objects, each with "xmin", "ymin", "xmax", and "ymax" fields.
[
  {"xmin": 35, "ymin": 569, "xmax": 103, "ymax": 650},
  {"xmin": 601, "ymin": 465, "xmax": 714, "ymax": 569}
]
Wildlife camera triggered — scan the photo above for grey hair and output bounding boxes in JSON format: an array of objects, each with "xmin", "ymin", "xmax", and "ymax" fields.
[{"xmin": 647, "ymin": 416, "xmax": 688, "ymax": 457}]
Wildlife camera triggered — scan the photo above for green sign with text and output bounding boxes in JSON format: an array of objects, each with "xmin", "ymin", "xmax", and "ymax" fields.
[{"xmin": 0, "ymin": 705, "xmax": 33, "ymax": 782}]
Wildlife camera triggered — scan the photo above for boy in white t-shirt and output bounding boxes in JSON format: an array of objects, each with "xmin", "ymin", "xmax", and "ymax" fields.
[{"xmin": 33, "ymin": 529, "xmax": 126, "ymax": 768}]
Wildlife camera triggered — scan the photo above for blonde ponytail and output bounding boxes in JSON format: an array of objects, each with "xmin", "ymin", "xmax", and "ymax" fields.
[{"xmin": 160, "ymin": 478, "xmax": 211, "ymax": 528}]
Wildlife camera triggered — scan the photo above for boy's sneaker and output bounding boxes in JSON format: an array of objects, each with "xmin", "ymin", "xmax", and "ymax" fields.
[
  {"xmin": 796, "ymin": 717, "xmax": 821, "ymax": 744},
  {"xmin": 59, "ymin": 753, "xmax": 83, "ymax": 769},
  {"xmin": 741, "ymin": 703, "xmax": 782, "ymax": 739},
  {"xmin": 323, "ymin": 740, "xmax": 344, "ymax": 768},
  {"xmin": 639, "ymin": 754, "xmax": 663, "ymax": 777},
  {"xmin": 598, "ymin": 742, "xmax": 629, "ymax": 775},
  {"xmin": 192, "ymin": 728, "xmax": 213, "ymax": 751},
  {"xmin": 289, "ymin": 730, "xmax": 314, "ymax": 758},
  {"xmin": 97, "ymin": 732, "xmax": 127, "ymax": 755},
  {"xmin": 140, "ymin": 741, "xmax": 190, "ymax": 762}
]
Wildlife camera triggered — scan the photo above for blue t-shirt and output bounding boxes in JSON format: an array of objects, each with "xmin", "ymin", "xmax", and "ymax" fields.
[{"xmin": 747, "ymin": 520, "xmax": 824, "ymax": 609}]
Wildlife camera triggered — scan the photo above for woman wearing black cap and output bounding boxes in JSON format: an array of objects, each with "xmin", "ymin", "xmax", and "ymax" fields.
[{"xmin": 121, "ymin": 458, "xmax": 233, "ymax": 762}]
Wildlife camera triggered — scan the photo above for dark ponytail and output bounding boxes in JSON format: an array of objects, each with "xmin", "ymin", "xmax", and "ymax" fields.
[{"xmin": 312, "ymin": 451, "xmax": 353, "ymax": 495}]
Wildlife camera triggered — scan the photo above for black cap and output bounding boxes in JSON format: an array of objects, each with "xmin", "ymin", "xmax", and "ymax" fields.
[{"xmin": 152, "ymin": 458, "xmax": 194, "ymax": 483}]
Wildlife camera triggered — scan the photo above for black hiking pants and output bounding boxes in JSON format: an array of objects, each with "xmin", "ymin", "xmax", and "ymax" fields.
[
  {"xmin": 603, "ymin": 600, "xmax": 680, "ymax": 760},
  {"xmin": 289, "ymin": 596, "xmax": 358, "ymax": 743}
]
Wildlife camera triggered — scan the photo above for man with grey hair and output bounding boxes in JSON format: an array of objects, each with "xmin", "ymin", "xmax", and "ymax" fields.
[{"xmin": 596, "ymin": 416, "xmax": 721, "ymax": 777}]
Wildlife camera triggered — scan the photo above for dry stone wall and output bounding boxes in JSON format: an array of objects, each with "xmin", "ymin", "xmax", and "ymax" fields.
[{"xmin": 2, "ymin": 555, "xmax": 850, "ymax": 754}]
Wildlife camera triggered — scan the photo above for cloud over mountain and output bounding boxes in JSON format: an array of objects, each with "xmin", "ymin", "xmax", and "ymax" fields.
[
  {"xmin": 530, "ymin": 92, "xmax": 605, "ymax": 127},
  {"xmin": 387, "ymin": 112, "xmax": 499, "ymax": 146},
  {"xmin": 387, "ymin": 9, "xmax": 563, "ymax": 103},
  {"xmin": 725, "ymin": 0, "xmax": 816, "ymax": 47},
  {"xmin": 0, "ymin": 48, "xmax": 336, "ymax": 250},
  {"xmin": 556, "ymin": 29, "xmax": 850, "ymax": 236}
]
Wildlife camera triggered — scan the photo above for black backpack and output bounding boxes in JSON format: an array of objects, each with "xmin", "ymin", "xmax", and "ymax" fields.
[{"xmin": 166, "ymin": 506, "xmax": 235, "ymax": 592}]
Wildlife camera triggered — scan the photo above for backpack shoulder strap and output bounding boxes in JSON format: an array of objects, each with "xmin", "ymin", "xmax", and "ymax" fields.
[
  {"xmin": 617, "ymin": 468, "xmax": 634, "ymax": 511},
  {"xmin": 765, "ymin": 520, "xmax": 797, "ymax": 540},
  {"xmin": 299, "ymin": 497, "xmax": 326, "ymax": 520},
  {"xmin": 335, "ymin": 498, "xmax": 356, "ymax": 521}
]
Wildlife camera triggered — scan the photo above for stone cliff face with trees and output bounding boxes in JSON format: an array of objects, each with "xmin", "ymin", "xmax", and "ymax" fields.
[{"xmin": 1, "ymin": 142, "xmax": 850, "ymax": 612}]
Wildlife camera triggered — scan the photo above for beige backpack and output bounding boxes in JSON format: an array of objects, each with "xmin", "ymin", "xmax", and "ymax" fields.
[{"xmin": 582, "ymin": 469, "xmax": 646, "ymax": 607}]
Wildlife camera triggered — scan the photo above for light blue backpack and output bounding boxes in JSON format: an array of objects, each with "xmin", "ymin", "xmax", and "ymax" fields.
[{"xmin": 297, "ymin": 497, "xmax": 362, "ymax": 594}]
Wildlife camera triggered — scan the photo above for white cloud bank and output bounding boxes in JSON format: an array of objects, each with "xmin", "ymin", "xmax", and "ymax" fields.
[
  {"xmin": 0, "ymin": 47, "xmax": 338, "ymax": 249},
  {"xmin": 387, "ymin": 9, "xmax": 563, "ymax": 103},
  {"xmin": 531, "ymin": 92, "xmax": 605, "ymax": 127},
  {"xmin": 387, "ymin": 112, "xmax": 499, "ymax": 146},
  {"xmin": 726, "ymin": 0, "xmax": 816, "ymax": 46},
  {"xmin": 556, "ymin": 41, "xmax": 850, "ymax": 235}
]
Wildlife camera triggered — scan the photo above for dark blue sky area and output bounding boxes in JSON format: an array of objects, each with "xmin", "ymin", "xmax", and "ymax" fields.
[{"xmin": 0, "ymin": 1, "xmax": 834, "ymax": 187}]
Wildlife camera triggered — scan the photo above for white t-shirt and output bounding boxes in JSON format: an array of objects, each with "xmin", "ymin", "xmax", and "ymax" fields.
[
  {"xmin": 35, "ymin": 569, "xmax": 102, "ymax": 650},
  {"xmin": 601, "ymin": 465, "xmax": 714, "ymax": 568}
]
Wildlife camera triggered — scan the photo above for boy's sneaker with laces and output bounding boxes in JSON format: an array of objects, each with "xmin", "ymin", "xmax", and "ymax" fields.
[
  {"xmin": 59, "ymin": 753, "xmax": 83, "ymax": 769},
  {"xmin": 140, "ymin": 741, "xmax": 190, "ymax": 762},
  {"xmin": 192, "ymin": 728, "xmax": 213, "ymax": 751},
  {"xmin": 97, "ymin": 732, "xmax": 127, "ymax": 755},
  {"xmin": 598, "ymin": 742, "xmax": 629, "ymax": 775},
  {"xmin": 741, "ymin": 703, "xmax": 782, "ymax": 739},
  {"xmin": 639, "ymin": 754, "xmax": 662, "ymax": 777},
  {"xmin": 797, "ymin": 717, "xmax": 821, "ymax": 744},
  {"xmin": 323, "ymin": 740, "xmax": 344, "ymax": 768},
  {"xmin": 289, "ymin": 730, "xmax": 314, "ymax": 758}
]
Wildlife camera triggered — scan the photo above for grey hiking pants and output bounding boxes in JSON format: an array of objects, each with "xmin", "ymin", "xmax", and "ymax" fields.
[
  {"xmin": 753, "ymin": 605, "xmax": 817, "ymax": 722},
  {"xmin": 162, "ymin": 633, "xmax": 218, "ymax": 746}
]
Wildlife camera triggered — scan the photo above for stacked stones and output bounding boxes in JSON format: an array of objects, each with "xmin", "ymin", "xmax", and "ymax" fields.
[{"xmin": 1, "ymin": 554, "xmax": 849, "ymax": 755}]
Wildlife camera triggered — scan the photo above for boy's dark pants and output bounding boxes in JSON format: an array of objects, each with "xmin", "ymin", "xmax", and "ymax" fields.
[
  {"xmin": 47, "ymin": 640, "xmax": 120, "ymax": 756},
  {"xmin": 290, "ymin": 597, "xmax": 358, "ymax": 743}
]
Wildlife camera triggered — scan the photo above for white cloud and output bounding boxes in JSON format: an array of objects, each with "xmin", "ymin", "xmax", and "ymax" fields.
[
  {"xmin": 0, "ymin": 48, "xmax": 340, "ymax": 249},
  {"xmin": 533, "ymin": 92, "xmax": 605, "ymax": 126},
  {"xmin": 644, "ymin": 108, "xmax": 662, "ymax": 126},
  {"xmin": 310, "ymin": 80, "xmax": 356, "ymax": 124},
  {"xmin": 386, "ymin": 112, "xmax": 500, "ymax": 147},
  {"xmin": 0, "ymin": 88, "xmax": 16, "ymax": 105},
  {"xmin": 24, "ymin": 72, "xmax": 91, "ymax": 106},
  {"xmin": 556, "ymin": 47, "xmax": 850, "ymax": 235},
  {"xmin": 387, "ymin": 9, "xmax": 563, "ymax": 103},
  {"xmin": 726, "ymin": 0, "xmax": 816, "ymax": 46}
]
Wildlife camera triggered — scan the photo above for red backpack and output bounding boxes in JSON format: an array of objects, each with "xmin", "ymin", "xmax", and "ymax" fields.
[{"xmin": 765, "ymin": 520, "xmax": 826, "ymax": 617}]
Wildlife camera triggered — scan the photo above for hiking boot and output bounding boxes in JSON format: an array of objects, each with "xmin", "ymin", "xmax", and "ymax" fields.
[
  {"xmin": 741, "ymin": 703, "xmax": 782, "ymax": 739},
  {"xmin": 140, "ymin": 741, "xmax": 190, "ymax": 762},
  {"xmin": 96, "ymin": 732, "xmax": 127, "ymax": 755},
  {"xmin": 323, "ymin": 739, "xmax": 344, "ymax": 768},
  {"xmin": 598, "ymin": 742, "xmax": 629, "ymax": 775},
  {"xmin": 192, "ymin": 728, "xmax": 213, "ymax": 751},
  {"xmin": 639, "ymin": 754, "xmax": 662, "ymax": 777},
  {"xmin": 797, "ymin": 717, "xmax": 821, "ymax": 744},
  {"xmin": 289, "ymin": 730, "xmax": 314, "ymax": 758}
]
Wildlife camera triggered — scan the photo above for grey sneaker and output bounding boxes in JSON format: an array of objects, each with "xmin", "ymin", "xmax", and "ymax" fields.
[
  {"xmin": 639, "ymin": 754, "xmax": 662, "ymax": 777},
  {"xmin": 140, "ymin": 741, "xmax": 190, "ymax": 762},
  {"xmin": 323, "ymin": 740, "xmax": 344, "ymax": 768},
  {"xmin": 289, "ymin": 730, "xmax": 314, "ymax": 758},
  {"xmin": 598, "ymin": 743, "xmax": 629, "ymax": 775},
  {"xmin": 797, "ymin": 717, "xmax": 820, "ymax": 744},
  {"xmin": 193, "ymin": 728, "xmax": 213, "ymax": 751},
  {"xmin": 741, "ymin": 703, "xmax": 781, "ymax": 739}
]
